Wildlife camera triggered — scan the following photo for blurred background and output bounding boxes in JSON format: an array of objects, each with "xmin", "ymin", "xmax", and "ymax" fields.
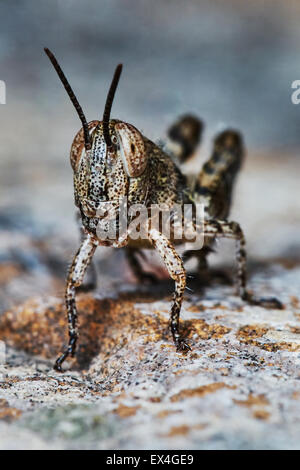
[{"xmin": 0, "ymin": 0, "xmax": 300, "ymax": 311}]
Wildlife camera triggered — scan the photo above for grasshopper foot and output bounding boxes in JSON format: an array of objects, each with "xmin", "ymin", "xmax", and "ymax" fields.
[
  {"xmin": 53, "ymin": 352, "xmax": 67, "ymax": 372},
  {"xmin": 175, "ymin": 338, "xmax": 191, "ymax": 353},
  {"xmin": 53, "ymin": 335, "xmax": 78, "ymax": 372}
]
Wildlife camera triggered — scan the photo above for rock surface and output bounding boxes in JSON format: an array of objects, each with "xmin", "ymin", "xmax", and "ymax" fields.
[
  {"xmin": 1, "ymin": 0, "xmax": 300, "ymax": 448},
  {"xmin": 0, "ymin": 258, "xmax": 300, "ymax": 449},
  {"xmin": 0, "ymin": 135, "xmax": 300, "ymax": 450}
]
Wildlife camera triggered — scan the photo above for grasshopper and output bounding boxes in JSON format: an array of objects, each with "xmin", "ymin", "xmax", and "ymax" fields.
[{"xmin": 45, "ymin": 48, "xmax": 282, "ymax": 372}]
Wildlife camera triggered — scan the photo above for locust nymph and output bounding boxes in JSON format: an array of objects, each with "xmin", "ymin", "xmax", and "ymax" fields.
[{"xmin": 45, "ymin": 48, "xmax": 283, "ymax": 372}]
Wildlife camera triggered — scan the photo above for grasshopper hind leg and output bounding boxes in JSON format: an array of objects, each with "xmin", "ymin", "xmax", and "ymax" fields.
[
  {"xmin": 203, "ymin": 219, "xmax": 283, "ymax": 309},
  {"xmin": 234, "ymin": 224, "xmax": 283, "ymax": 309},
  {"xmin": 166, "ymin": 114, "xmax": 203, "ymax": 165}
]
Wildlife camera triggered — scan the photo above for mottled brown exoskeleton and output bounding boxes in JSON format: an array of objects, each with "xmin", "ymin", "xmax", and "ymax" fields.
[{"xmin": 45, "ymin": 48, "xmax": 282, "ymax": 372}]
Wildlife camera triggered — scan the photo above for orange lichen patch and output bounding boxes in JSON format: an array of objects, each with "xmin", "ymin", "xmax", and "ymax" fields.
[
  {"xmin": 156, "ymin": 409, "xmax": 182, "ymax": 419},
  {"xmin": 234, "ymin": 394, "xmax": 269, "ymax": 407},
  {"xmin": 0, "ymin": 407, "xmax": 22, "ymax": 422},
  {"xmin": 0, "ymin": 293, "xmax": 231, "ymax": 370},
  {"xmin": 174, "ymin": 368, "xmax": 206, "ymax": 377},
  {"xmin": 292, "ymin": 391, "xmax": 300, "ymax": 400},
  {"xmin": 0, "ymin": 263, "xmax": 22, "ymax": 285},
  {"xmin": 187, "ymin": 304, "xmax": 205, "ymax": 313},
  {"xmin": 190, "ymin": 353, "xmax": 200, "ymax": 360},
  {"xmin": 148, "ymin": 397, "xmax": 162, "ymax": 403},
  {"xmin": 113, "ymin": 404, "xmax": 140, "ymax": 418},
  {"xmin": 170, "ymin": 382, "xmax": 235, "ymax": 402},
  {"xmin": 182, "ymin": 319, "xmax": 231, "ymax": 341},
  {"xmin": 289, "ymin": 326, "xmax": 300, "ymax": 334},
  {"xmin": 237, "ymin": 324, "xmax": 300, "ymax": 352},
  {"xmin": 163, "ymin": 423, "xmax": 206, "ymax": 437},
  {"xmin": 160, "ymin": 344, "xmax": 173, "ymax": 350},
  {"xmin": 237, "ymin": 325, "xmax": 268, "ymax": 340},
  {"xmin": 218, "ymin": 367, "xmax": 229, "ymax": 376},
  {"xmin": 226, "ymin": 352, "xmax": 237, "ymax": 359},
  {"xmin": 166, "ymin": 425, "xmax": 190, "ymax": 436},
  {"xmin": 290, "ymin": 296, "xmax": 299, "ymax": 309},
  {"xmin": 234, "ymin": 394, "xmax": 270, "ymax": 420},
  {"xmin": 174, "ymin": 369, "xmax": 189, "ymax": 375},
  {"xmin": 253, "ymin": 409, "xmax": 270, "ymax": 420},
  {"xmin": 0, "ymin": 294, "xmax": 167, "ymax": 361},
  {"xmin": 273, "ymin": 342, "xmax": 300, "ymax": 352},
  {"xmin": 0, "ymin": 399, "xmax": 22, "ymax": 422}
]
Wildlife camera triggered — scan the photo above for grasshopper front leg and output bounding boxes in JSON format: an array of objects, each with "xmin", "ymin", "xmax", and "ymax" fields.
[
  {"xmin": 149, "ymin": 228, "xmax": 190, "ymax": 352},
  {"xmin": 54, "ymin": 234, "xmax": 97, "ymax": 372},
  {"xmin": 76, "ymin": 210, "xmax": 97, "ymax": 292}
]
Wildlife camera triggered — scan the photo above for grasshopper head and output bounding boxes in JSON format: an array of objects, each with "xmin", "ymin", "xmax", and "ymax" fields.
[
  {"xmin": 76, "ymin": 119, "xmax": 147, "ymax": 217},
  {"xmin": 45, "ymin": 49, "xmax": 148, "ymax": 237}
]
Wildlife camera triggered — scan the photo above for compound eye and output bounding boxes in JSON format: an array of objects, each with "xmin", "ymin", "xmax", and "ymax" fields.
[
  {"xmin": 115, "ymin": 122, "xmax": 147, "ymax": 177},
  {"xmin": 111, "ymin": 134, "xmax": 118, "ymax": 145}
]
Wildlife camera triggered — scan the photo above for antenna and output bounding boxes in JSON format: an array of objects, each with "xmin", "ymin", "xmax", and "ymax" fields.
[
  {"xmin": 102, "ymin": 64, "xmax": 123, "ymax": 147},
  {"xmin": 44, "ymin": 48, "xmax": 92, "ymax": 150}
]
